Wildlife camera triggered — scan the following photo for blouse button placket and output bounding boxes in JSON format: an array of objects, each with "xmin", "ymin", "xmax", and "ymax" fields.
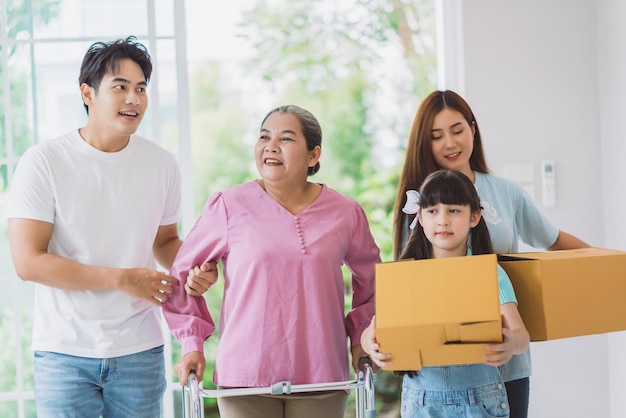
[{"xmin": 294, "ymin": 217, "xmax": 306, "ymax": 254}]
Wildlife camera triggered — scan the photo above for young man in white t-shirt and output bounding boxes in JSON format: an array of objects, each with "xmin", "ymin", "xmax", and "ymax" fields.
[{"xmin": 7, "ymin": 36, "xmax": 216, "ymax": 418}]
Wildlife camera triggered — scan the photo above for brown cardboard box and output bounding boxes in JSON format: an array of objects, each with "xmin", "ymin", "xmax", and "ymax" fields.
[
  {"xmin": 498, "ymin": 247, "xmax": 626, "ymax": 342},
  {"xmin": 375, "ymin": 254, "xmax": 502, "ymax": 371}
]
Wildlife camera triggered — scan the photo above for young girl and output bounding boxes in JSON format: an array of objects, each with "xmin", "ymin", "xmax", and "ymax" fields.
[{"xmin": 362, "ymin": 169, "xmax": 530, "ymax": 418}]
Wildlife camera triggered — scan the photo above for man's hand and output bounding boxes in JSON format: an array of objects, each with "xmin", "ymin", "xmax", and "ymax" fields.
[{"xmin": 118, "ymin": 268, "xmax": 178, "ymax": 306}]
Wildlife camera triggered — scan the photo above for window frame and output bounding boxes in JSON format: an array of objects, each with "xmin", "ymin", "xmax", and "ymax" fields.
[{"xmin": 0, "ymin": 1, "xmax": 194, "ymax": 416}]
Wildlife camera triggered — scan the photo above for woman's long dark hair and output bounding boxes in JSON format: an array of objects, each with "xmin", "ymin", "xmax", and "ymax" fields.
[
  {"xmin": 399, "ymin": 169, "xmax": 494, "ymax": 260},
  {"xmin": 393, "ymin": 90, "xmax": 490, "ymax": 259}
]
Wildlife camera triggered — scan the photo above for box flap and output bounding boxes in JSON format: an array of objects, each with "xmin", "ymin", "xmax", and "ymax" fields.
[
  {"xmin": 420, "ymin": 344, "xmax": 498, "ymax": 368},
  {"xmin": 499, "ymin": 247, "xmax": 625, "ymax": 262},
  {"xmin": 453, "ymin": 320, "xmax": 503, "ymax": 343}
]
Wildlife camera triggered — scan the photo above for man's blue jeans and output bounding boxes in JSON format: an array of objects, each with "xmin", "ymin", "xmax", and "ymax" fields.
[{"xmin": 34, "ymin": 346, "xmax": 166, "ymax": 418}]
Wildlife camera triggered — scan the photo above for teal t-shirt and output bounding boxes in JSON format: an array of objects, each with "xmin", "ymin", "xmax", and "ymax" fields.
[
  {"xmin": 474, "ymin": 171, "xmax": 559, "ymax": 252},
  {"xmin": 475, "ymin": 171, "xmax": 555, "ymax": 383}
]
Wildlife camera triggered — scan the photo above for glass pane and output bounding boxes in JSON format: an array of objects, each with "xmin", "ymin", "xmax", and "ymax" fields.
[
  {"xmin": 32, "ymin": 0, "xmax": 77, "ymax": 39},
  {"xmin": 1, "ymin": 164, "xmax": 5, "ymax": 194},
  {"xmin": 0, "ymin": 282, "xmax": 18, "ymax": 392},
  {"xmin": 0, "ymin": 191, "xmax": 12, "ymax": 275},
  {"xmin": 1, "ymin": 179, "xmax": 36, "ymax": 395},
  {"xmin": 5, "ymin": 0, "xmax": 64, "ymax": 40},
  {"xmin": 25, "ymin": 399, "xmax": 36, "ymax": 417},
  {"xmin": 6, "ymin": 0, "xmax": 29, "ymax": 40},
  {"xmin": 171, "ymin": 389, "xmax": 182, "ymax": 418},
  {"xmin": 20, "ymin": 283, "xmax": 35, "ymax": 392},
  {"xmin": 33, "ymin": 42, "xmax": 88, "ymax": 141},
  {"xmin": 34, "ymin": 0, "xmax": 149, "ymax": 39},
  {"xmin": 153, "ymin": 39, "xmax": 178, "ymax": 153},
  {"xmin": 1, "ymin": 46, "xmax": 4, "ymax": 163},
  {"xmin": 8, "ymin": 45, "xmax": 35, "ymax": 155},
  {"xmin": 0, "ymin": 401, "xmax": 18, "ymax": 418},
  {"xmin": 0, "ymin": 281, "xmax": 35, "ymax": 393},
  {"xmin": 155, "ymin": 0, "xmax": 175, "ymax": 37}
]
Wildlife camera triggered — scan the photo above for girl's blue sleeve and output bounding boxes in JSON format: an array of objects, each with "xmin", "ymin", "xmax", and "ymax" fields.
[{"xmin": 497, "ymin": 264, "xmax": 518, "ymax": 305}]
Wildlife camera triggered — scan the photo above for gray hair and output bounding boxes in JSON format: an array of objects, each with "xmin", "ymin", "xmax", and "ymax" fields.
[{"xmin": 261, "ymin": 105, "xmax": 322, "ymax": 175}]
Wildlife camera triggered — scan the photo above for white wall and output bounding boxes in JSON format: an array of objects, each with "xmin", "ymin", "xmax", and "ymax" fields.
[
  {"xmin": 597, "ymin": 0, "xmax": 626, "ymax": 416},
  {"xmin": 455, "ymin": 0, "xmax": 626, "ymax": 416},
  {"xmin": 598, "ymin": 0, "xmax": 626, "ymax": 250}
]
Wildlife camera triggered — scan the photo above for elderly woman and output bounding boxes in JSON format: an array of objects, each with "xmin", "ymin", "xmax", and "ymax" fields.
[{"xmin": 164, "ymin": 104, "xmax": 381, "ymax": 418}]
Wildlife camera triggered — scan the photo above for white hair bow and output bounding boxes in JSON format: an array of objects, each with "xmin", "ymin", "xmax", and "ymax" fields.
[
  {"xmin": 402, "ymin": 187, "xmax": 501, "ymax": 229},
  {"xmin": 402, "ymin": 190, "xmax": 420, "ymax": 230},
  {"xmin": 474, "ymin": 184, "xmax": 501, "ymax": 225}
]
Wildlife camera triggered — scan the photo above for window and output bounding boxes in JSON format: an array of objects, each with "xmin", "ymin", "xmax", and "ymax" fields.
[
  {"xmin": 1, "ymin": 0, "xmax": 438, "ymax": 416},
  {"xmin": 0, "ymin": 0, "xmax": 189, "ymax": 416}
]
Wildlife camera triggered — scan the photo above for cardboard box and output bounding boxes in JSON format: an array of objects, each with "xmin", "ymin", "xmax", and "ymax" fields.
[
  {"xmin": 375, "ymin": 254, "xmax": 502, "ymax": 371},
  {"xmin": 498, "ymin": 247, "xmax": 626, "ymax": 342}
]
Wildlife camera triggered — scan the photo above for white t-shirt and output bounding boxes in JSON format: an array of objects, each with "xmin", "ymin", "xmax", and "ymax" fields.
[{"xmin": 7, "ymin": 130, "xmax": 181, "ymax": 358}]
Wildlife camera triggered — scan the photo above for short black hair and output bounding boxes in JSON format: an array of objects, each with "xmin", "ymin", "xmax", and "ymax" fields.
[{"xmin": 78, "ymin": 35, "xmax": 152, "ymax": 114}]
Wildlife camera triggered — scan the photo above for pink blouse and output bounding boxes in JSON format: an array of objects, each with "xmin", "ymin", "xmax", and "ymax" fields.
[{"xmin": 163, "ymin": 181, "xmax": 380, "ymax": 387}]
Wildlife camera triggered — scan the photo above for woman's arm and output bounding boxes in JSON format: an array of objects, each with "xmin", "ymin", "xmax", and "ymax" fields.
[
  {"xmin": 548, "ymin": 230, "xmax": 590, "ymax": 251},
  {"xmin": 344, "ymin": 204, "xmax": 381, "ymax": 349}
]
